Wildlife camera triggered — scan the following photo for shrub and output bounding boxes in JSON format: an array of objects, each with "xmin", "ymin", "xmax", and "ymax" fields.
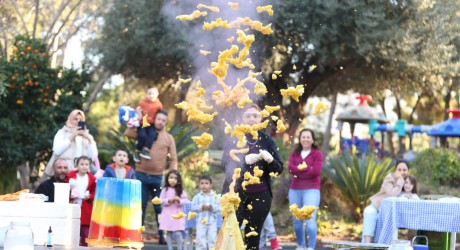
[
  {"xmin": 0, "ymin": 35, "xmax": 88, "ymax": 193},
  {"xmin": 412, "ymin": 148, "xmax": 460, "ymax": 188}
]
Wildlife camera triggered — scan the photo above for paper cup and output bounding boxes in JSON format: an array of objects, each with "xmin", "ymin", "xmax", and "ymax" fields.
[{"xmin": 54, "ymin": 183, "xmax": 70, "ymax": 204}]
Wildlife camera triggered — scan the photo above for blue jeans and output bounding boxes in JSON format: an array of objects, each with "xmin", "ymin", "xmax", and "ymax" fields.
[
  {"xmin": 166, "ymin": 231, "xmax": 184, "ymax": 250},
  {"xmin": 137, "ymin": 126, "xmax": 157, "ymax": 150},
  {"xmin": 362, "ymin": 204, "xmax": 378, "ymax": 242},
  {"xmin": 136, "ymin": 171, "xmax": 163, "ymax": 226},
  {"xmin": 259, "ymin": 212, "xmax": 277, "ymax": 248},
  {"xmin": 288, "ymin": 189, "xmax": 320, "ymax": 248}
]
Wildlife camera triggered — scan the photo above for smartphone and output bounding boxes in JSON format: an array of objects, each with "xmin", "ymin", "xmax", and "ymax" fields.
[{"xmin": 78, "ymin": 121, "xmax": 86, "ymax": 130}]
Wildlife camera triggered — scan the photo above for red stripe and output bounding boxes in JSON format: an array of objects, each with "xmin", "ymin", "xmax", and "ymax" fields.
[{"xmin": 88, "ymin": 221, "xmax": 141, "ymax": 242}]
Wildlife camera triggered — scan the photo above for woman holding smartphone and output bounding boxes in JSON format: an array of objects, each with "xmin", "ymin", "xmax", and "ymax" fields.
[{"xmin": 44, "ymin": 109, "xmax": 98, "ymax": 176}]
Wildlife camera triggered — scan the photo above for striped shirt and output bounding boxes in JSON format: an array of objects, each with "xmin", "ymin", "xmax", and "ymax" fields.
[{"xmin": 191, "ymin": 191, "xmax": 221, "ymax": 225}]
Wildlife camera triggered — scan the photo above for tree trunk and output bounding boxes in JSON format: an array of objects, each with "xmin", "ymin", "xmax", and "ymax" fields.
[
  {"xmin": 284, "ymin": 101, "xmax": 304, "ymax": 138},
  {"xmin": 379, "ymin": 97, "xmax": 396, "ymax": 156},
  {"xmin": 32, "ymin": 0, "xmax": 40, "ymax": 39},
  {"xmin": 394, "ymin": 92, "xmax": 402, "ymax": 119},
  {"xmin": 408, "ymin": 93, "xmax": 424, "ymax": 124},
  {"xmin": 0, "ymin": 167, "xmax": 18, "ymax": 194},
  {"xmin": 321, "ymin": 92, "xmax": 337, "ymax": 159},
  {"xmin": 17, "ymin": 162, "xmax": 30, "ymax": 191},
  {"xmin": 83, "ymin": 71, "xmax": 111, "ymax": 113},
  {"xmin": 443, "ymin": 88, "xmax": 452, "ymax": 121}
]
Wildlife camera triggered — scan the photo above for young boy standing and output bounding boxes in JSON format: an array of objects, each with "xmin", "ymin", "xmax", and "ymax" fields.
[
  {"xmin": 103, "ymin": 149, "xmax": 136, "ymax": 179},
  {"xmin": 191, "ymin": 175, "xmax": 220, "ymax": 250},
  {"xmin": 135, "ymin": 86, "xmax": 163, "ymax": 161}
]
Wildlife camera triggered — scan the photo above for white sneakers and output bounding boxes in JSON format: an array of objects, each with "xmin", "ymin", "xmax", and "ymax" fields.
[{"xmin": 295, "ymin": 247, "xmax": 314, "ymax": 250}]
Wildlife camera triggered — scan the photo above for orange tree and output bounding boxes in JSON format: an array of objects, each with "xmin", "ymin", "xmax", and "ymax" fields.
[{"xmin": 0, "ymin": 35, "xmax": 90, "ymax": 193}]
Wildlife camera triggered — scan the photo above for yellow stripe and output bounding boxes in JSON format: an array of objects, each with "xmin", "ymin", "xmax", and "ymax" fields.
[{"xmin": 91, "ymin": 200, "xmax": 142, "ymax": 229}]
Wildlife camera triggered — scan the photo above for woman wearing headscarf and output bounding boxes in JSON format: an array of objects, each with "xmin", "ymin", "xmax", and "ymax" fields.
[{"xmin": 44, "ymin": 109, "xmax": 98, "ymax": 176}]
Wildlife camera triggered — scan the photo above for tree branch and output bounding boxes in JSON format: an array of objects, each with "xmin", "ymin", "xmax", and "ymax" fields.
[
  {"xmin": 32, "ymin": 0, "xmax": 39, "ymax": 39},
  {"xmin": 443, "ymin": 84, "xmax": 455, "ymax": 120},
  {"xmin": 39, "ymin": 11, "xmax": 51, "ymax": 27},
  {"xmin": 44, "ymin": 0, "xmax": 71, "ymax": 43},
  {"xmin": 378, "ymin": 97, "xmax": 387, "ymax": 117},
  {"xmin": 408, "ymin": 93, "xmax": 425, "ymax": 124},
  {"xmin": 48, "ymin": 0, "xmax": 84, "ymax": 52},
  {"xmin": 8, "ymin": 0, "xmax": 29, "ymax": 34},
  {"xmin": 393, "ymin": 91, "xmax": 402, "ymax": 119},
  {"xmin": 83, "ymin": 71, "xmax": 111, "ymax": 113},
  {"xmin": 321, "ymin": 92, "xmax": 337, "ymax": 159},
  {"xmin": 1, "ymin": 27, "xmax": 8, "ymax": 58},
  {"xmin": 48, "ymin": 25, "xmax": 82, "ymax": 58}
]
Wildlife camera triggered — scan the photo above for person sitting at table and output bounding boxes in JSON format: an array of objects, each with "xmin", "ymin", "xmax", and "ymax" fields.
[
  {"xmin": 35, "ymin": 158, "xmax": 69, "ymax": 202},
  {"xmin": 361, "ymin": 159, "xmax": 409, "ymax": 243},
  {"xmin": 398, "ymin": 175, "xmax": 420, "ymax": 200}
]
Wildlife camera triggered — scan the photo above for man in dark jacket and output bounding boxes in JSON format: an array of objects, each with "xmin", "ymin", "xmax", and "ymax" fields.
[{"xmin": 35, "ymin": 158, "xmax": 69, "ymax": 202}]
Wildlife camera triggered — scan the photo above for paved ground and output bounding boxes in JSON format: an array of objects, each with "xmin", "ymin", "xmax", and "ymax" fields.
[{"xmin": 142, "ymin": 241, "xmax": 333, "ymax": 249}]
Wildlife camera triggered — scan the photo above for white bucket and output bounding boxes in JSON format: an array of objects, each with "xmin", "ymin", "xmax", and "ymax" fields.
[
  {"xmin": 0, "ymin": 224, "xmax": 8, "ymax": 247},
  {"xmin": 54, "ymin": 183, "xmax": 70, "ymax": 204}
]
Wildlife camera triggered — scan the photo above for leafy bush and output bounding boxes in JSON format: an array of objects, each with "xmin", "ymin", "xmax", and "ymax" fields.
[
  {"xmin": 0, "ymin": 35, "xmax": 89, "ymax": 193},
  {"xmin": 322, "ymin": 153, "xmax": 393, "ymax": 221},
  {"xmin": 412, "ymin": 148, "xmax": 460, "ymax": 188}
]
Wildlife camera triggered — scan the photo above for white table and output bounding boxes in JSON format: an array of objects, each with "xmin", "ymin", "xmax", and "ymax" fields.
[
  {"xmin": 0, "ymin": 201, "xmax": 81, "ymax": 246},
  {"xmin": 375, "ymin": 197, "xmax": 460, "ymax": 248}
]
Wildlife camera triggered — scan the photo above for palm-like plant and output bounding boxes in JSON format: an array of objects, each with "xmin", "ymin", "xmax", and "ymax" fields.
[
  {"xmin": 98, "ymin": 123, "xmax": 201, "ymax": 168},
  {"xmin": 168, "ymin": 124, "xmax": 200, "ymax": 160},
  {"xmin": 322, "ymin": 153, "xmax": 393, "ymax": 221}
]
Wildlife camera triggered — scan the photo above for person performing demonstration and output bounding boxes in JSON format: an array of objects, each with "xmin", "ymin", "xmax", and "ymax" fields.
[{"xmin": 221, "ymin": 104, "xmax": 284, "ymax": 250}]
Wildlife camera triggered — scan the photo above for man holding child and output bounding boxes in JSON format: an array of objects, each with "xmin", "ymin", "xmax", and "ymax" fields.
[{"xmin": 126, "ymin": 109, "xmax": 178, "ymax": 245}]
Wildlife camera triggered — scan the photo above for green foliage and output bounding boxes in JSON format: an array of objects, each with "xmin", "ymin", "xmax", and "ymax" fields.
[
  {"xmin": 170, "ymin": 124, "xmax": 207, "ymax": 197},
  {"xmin": 261, "ymin": 0, "xmax": 459, "ymax": 131},
  {"xmin": 88, "ymin": 0, "xmax": 459, "ymax": 135},
  {"xmin": 98, "ymin": 127, "xmax": 138, "ymax": 168},
  {"xmin": 98, "ymin": 123, "xmax": 201, "ymax": 168},
  {"xmin": 0, "ymin": 167, "xmax": 18, "ymax": 194},
  {"xmin": 168, "ymin": 124, "xmax": 200, "ymax": 160},
  {"xmin": 412, "ymin": 148, "xmax": 460, "ymax": 188},
  {"xmin": 0, "ymin": 35, "xmax": 89, "ymax": 169},
  {"xmin": 91, "ymin": 0, "xmax": 189, "ymax": 81},
  {"xmin": 322, "ymin": 153, "xmax": 393, "ymax": 220}
]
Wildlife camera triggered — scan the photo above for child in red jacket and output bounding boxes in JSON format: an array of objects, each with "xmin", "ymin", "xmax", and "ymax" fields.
[{"xmin": 67, "ymin": 155, "xmax": 96, "ymax": 246}]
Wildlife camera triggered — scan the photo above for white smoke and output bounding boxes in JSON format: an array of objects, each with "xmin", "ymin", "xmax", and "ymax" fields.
[{"xmin": 161, "ymin": 0, "xmax": 275, "ymax": 155}]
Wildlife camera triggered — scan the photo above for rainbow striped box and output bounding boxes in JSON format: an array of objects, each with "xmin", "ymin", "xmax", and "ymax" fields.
[{"xmin": 86, "ymin": 177, "xmax": 143, "ymax": 249}]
